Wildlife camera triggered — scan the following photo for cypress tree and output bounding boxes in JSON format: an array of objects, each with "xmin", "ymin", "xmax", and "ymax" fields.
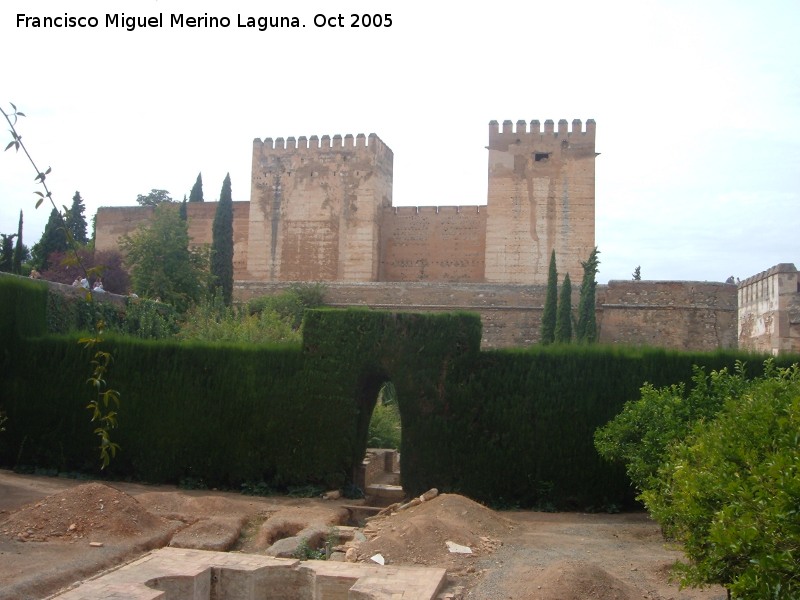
[
  {"xmin": 65, "ymin": 191, "xmax": 88, "ymax": 245},
  {"xmin": 32, "ymin": 208, "xmax": 67, "ymax": 271},
  {"xmin": 189, "ymin": 173, "xmax": 204, "ymax": 202},
  {"xmin": 13, "ymin": 210, "xmax": 23, "ymax": 274},
  {"xmin": 211, "ymin": 173, "xmax": 234, "ymax": 305},
  {"xmin": 540, "ymin": 249, "xmax": 558, "ymax": 344},
  {"xmin": 179, "ymin": 194, "xmax": 188, "ymax": 221},
  {"xmin": 0, "ymin": 234, "xmax": 15, "ymax": 272},
  {"xmin": 576, "ymin": 247, "xmax": 600, "ymax": 343},
  {"xmin": 555, "ymin": 273, "xmax": 572, "ymax": 343}
]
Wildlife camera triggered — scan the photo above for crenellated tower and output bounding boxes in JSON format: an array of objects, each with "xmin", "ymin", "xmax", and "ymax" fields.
[
  {"xmin": 247, "ymin": 133, "xmax": 393, "ymax": 281},
  {"xmin": 484, "ymin": 118, "xmax": 597, "ymax": 284}
]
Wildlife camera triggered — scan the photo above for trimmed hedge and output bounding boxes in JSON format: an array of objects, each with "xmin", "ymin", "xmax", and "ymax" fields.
[
  {"xmin": 1, "ymin": 276, "xmax": 795, "ymax": 508},
  {"xmin": 0, "ymin": 275, "xmax": 47, "ymax": 340}
]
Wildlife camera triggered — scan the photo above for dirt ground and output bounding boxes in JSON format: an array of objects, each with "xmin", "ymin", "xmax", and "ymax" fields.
[{"xmin": 0, "ymin": 470, "xmax": 728, "ymax": 600}]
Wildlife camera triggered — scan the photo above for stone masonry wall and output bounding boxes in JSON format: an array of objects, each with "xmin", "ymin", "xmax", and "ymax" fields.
[
  {"xmin": 598, "ymin": 280, "xmax": 738, "ymax": 350},
  {"xmin": 738, "ymin": 263, "xmax": 800, "ymax": 355},
  {"xmin": 95, "ymin": 202, "xmax": 252, "ymax": 280},
  {"xmin": 484, "ymin": 119, "xmax": 596, "ymax": 285},
  {"xmin": 247, "ymin": 133, "xmax": 393, "ymax": 282},
  {"xmin": 379, "ymin": 205, "xmax": 486, "ymax": 282},
  {"xmin": 235, "ymin": 280, "xmax": 737, "ymax": 351}
]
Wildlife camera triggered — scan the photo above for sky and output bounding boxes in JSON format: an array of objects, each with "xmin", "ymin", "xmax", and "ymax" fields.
[{"xmin": 1, "ymin": 0, "xmax": 797, "ymax": 283}]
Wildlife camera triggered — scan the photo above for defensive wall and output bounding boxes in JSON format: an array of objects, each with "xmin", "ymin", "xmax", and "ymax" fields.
[
  {"xmin": 95, "ymin": 202, "xmax": 251, "ymax": 280},
  {"xmin": 97, "ymin": 118, "xmax": 597, "ymax": 288},
  {"xmin": 737, "ymin": 263, "xmax": 800, "ymax": 355},
  {"xmin": 249, "ymin": 133, "xmax": 394, "ymax": 282},
  {"xmin": 485, "ymin": 119, "xmax": 595, "ymax": 285},
  {"xmin": 235, "ymin": 279, "xmax": 738, "ymax": 350},
  {"xmin": 93, "ymin": 120, "xmax": 794, "ymax": 353}
]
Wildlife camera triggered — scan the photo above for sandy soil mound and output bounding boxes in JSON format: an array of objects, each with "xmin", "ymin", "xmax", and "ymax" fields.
[
  {"xmin": 0, "ymin": 482, "xmax": 169, "ymax": 542},
  {"xmin": 356, "ymin": 493, "xmax": 513, "ymax": 571},
  {"xmin": 135, "ymin": 491, "xmax": 251, "ymax": 520},
  {"xmin": 522, "ymin": 560, "xmax": 641, "ymax": 600}
]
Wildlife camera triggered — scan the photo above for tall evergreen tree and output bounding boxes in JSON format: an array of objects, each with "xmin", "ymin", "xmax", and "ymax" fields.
[
  {"xmin": 211, "ymin": 173, "xmax": 234, "ymax": 305},
  {"xmin": 65, "ymin": 191, "xmax": 88, "ymax": 245},
  {"xmin": 576, "ymin": 247, "xmax": 600, "ymax": 343},
  {"xmin": 0, "ymin": 234, "xmax": 16, "ymax": 272},
  {"xmin": 13, "ymin": 210, "xmax": 23, "ymax": 274},
  {"xmin": 555, "ymin": 273, "xmax": 573, "ymax": 343},
  {"xmin": 179, "ymin": 194, "xmax": 188, "ymax": 221},
  {"xmin": 540, "ymin": 249, "xmax": 558, "ymax": 344},
  {"xmin": 31, "ymin": 208, "xmax": 67, "ymax": 271},
  {"xmin": 189, "ymin": 173, "xmax": 204, "ymax": 202}
]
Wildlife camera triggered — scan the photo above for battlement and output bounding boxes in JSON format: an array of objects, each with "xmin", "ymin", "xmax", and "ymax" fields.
[
  {"xmin": 489, "ymin": 118, "xmax": 595, "ymax": 142},
  {"xmin": 389, "ymin": 205, "xmax": 484, "ymax": 215},
  {"xmin": 253, "ymin": 132, "xmax": 392, "ymax": 157},
  {"xmin": 738, "ymin": 263, "xmax": 797, "ymax": 288}
]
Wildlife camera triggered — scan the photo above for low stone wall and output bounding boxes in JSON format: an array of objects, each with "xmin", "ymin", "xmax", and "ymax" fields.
[
  {"xmin": 236, "ymin": 280, "xmax": 738, "ymax": 351},
  {"xmin": 357, "ymin": 449, "xmax": 400, "ymax": 492}
]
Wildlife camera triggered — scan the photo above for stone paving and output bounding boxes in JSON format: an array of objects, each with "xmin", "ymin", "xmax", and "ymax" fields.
[{"xmin": 52, "ymin": 546, "xmax": 447, "ymax": 599}]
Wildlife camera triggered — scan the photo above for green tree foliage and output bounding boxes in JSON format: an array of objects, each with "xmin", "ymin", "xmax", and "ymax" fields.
[
  {"xmin": 540, "ymin": 249, "xmax": 557, "ymax": 344},
  {"xmin": 211, "ymin": 173, "xmax": 234, "ymax": 305},
  {"xmin": 135, "ymin": 189, "xmax": 173, "ymax": 207},
  {"xmin": 177, "ymin": 294, "xmax": 299, "ymax": 344},
  {"xmin": 247, "ymin": 283, "xmax": 327, "ymax": 329},
  {"xmin": 65, "ymin": 191, "xmax": 88, "ymax": 245},
  {"xmin": 189, "ymin": 172, "xmax": 204, "ymax": 202},
  {"xmin": 121, "ymin": 298, "xmax": 179, "ymax": 340},
  {"xmin": 121, "ymin": 203, "xmax": 206, "ymax": 312},
  {"xmin": 0, "ymin": 233, "xmax": 16, "ymax": 272},
  {"xmin": 638, "ymin": 362, "xmax": 800, "ymax": 598},
  {"xmin": 13, "ymin": 210, "xmax": 24, "ymax": 274},
  {"xmin": 31, "ymin": 208, "xmax": 68, "ymax": 271},
  {"xmin": 179, "ymin": 194, "xmax": 188, "ymax": 221},
  {"xmin": 595, "ymin": 363, "xmax": 748, "ymax": 492},
  {"xmin": 632, "ymin": 265, "xmax": 641, "ymax": 280},
  {"xmin": 576, "ymin": 247, "xmax": 600, "ymax": 343},
  {"xmin": 554, "ymin": 273, "xmax": 572, "ymax": 343},
  {"xmin": 368, "ymin": 382, "xmax": 401, "ymax": 449}
]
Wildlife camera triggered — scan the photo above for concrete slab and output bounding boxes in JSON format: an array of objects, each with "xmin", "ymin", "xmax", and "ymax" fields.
[{"xmin": 52, "ymin": 547, "xmax": 447, "ymax": 600}]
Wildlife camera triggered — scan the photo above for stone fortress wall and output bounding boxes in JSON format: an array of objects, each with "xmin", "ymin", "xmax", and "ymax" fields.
[
  {"xmin": 95, "ymin": 119, "xmax": 796, "ymax": 353},
  {"xmin": 737, "ymin": 263, "xmax": 800, "ymax": 355}
]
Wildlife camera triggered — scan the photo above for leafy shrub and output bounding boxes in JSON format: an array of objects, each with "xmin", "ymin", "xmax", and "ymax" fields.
[
  {"xmin": 598, "ymin": 360, "xmax": 800, "ymax": 598},
  {"xmin": 241, "ymin": 480, "xmax": 275, "ymax": 497},
  {"xmin": 46, "ymin": 291, "xmax": 125, "ymax": 334},
  {"xmin": 177, "ymin": 294, "xmax": 299, "ymax": 344},
  {"xmin": 121, "ymin": 297, "xmax": 179, "ymax": 339},
  {"xmin": 367, "ymin": 382, "xmax": 401, "ymax": 449},
  {"xmin": 594, "ymin": 363, "xmax": 749, "ymax": 491},
  {"xmin": 294, "ymin": 537, "xmax": 326, "ymax": 560},
  {"xmin": 247, "ymin": 283, "xmax": 326, "ymax": 329},
  {"xmin": 647, "ymin": 362, "xmax": 800, "ymax": 598}
]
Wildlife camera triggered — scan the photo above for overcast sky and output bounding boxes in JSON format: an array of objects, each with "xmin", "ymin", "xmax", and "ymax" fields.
[{"xmin": 1, "ymin": 0, "xmax": 797, "ymax": 283}]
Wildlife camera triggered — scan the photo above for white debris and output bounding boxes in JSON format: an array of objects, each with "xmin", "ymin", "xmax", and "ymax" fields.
[
  {"xmin": 370, "ymin": 553, "xmax": 385, "ymax": 565},
  {"xmin": 445, "ymin": 541, "xmax": 472, "ymax": 554}
]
